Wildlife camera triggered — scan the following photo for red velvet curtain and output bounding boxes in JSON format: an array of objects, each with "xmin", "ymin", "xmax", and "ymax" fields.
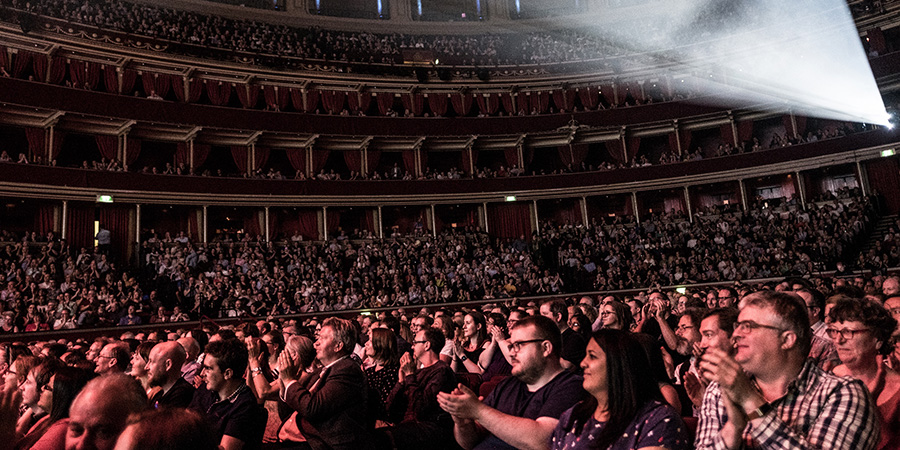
[
  {"xmin": 243, "ymin": 211, "xmax": 261, "ymax": 237},
  {"xmin": 737, "ymin": 120, "xmax": 754, "ymax": 143},
  {"xmin": 605, "ymin": 140, "xmax": 625, "ymax": 165},
  {"xmin": 530, "ymin": 92, "xmax": 550, "ymax": 114},
  {"xmin": 867, "ymin": 158, "xmax": 900, "ymax": 213},
  {"xmin": 103, "ymin": 65, "xmax": 118, "ymax": 93},
  {"xmin": 475, "ymin": 93, "xmax": 499, "ymax": 115},
  {"xmin": 205, "ymin": 81, "xmax": 232, "ymax": 106},
  {"xmin": 34, "ymin": 204, "xmax": 56, "ymax": 236},
  {"xmin": 254, "ymin": 146, "xmax": 270, "ymax": 170},
  {"xmin": 0, "ymin": 46, "xmax": 8, "ymax": 74},
  {"xmin": 305, "ymin": 89, "xmax": 321, "ymax": 112},
  {"xmin": 578, "ymin": 87, "xmax": 599, "ymax": 110},
  {"xmin": 558, "ymin": 144, "xmax": 589, "ymax": 167},
  {"xmin": 487, "ymin": 203, "xmax": 531, "ymax": 240},
  {"xmin": 450, "ymin": 93, "xmax": 473, "ymax": 116},
  {"xmin": 47, "ymin": 56, "xmax": 66, "ymax": 85},
  {"xmin": 377, "ymin": 93, "xmax": 394, "ymax": 116},
  {"xmin": 795, "ymin": 116, "xmax": 808, "ymax": 137},
  {"xmin": 66, "ymin": 202, "xmax": 95, "ymax": 251},
  {"xmin": 500, "ymin": 93, "xmax": 514, "ymax": 115},
  {"xmin": 193, "ymin": 144, "xmax": 210, "ymax": 169},
  {"xmin": 668, "ymin": 132, "xmax": 680, "ymax": 155},
  {"xmin": 326, "ymin": 210, "xmax": 340, "ymax": 237},
  {"xmin": 49, "ymin": 131, "xmax": 65, "ymax": 162},
  {"xmin": 298, "ymin": 210, "xmax": 319, "ymax": 240},
  {"xmin": 401, "ymin": 150, "xmax": 418, "ymax": 175},
  {"xmin": 188, "ymin": 209, "xmax": 200, "ymax": 240},
  {"xmin": 462, "ymin": 149, "xmax": 477, "ymax": 175},
  {"xmin": 263, "ymin": 86, "xmax": 290, "ymax": 111},
  {"xmin": 428, "ymin": 94, "xmax": 448, "ymax": 117},
  {"xmin": 365, "ymin": 150, "xmax": 381, "ymax": 176},
  {"xmin": 720, "ymin": 123, "xmax": 735, "ymax": 147},
  {"xmin": 98, "ymin": 205, "xmax": 131, "ymax": 260},
  {"xmin": 364, "ymin": 210, "xmax": 375, "ymax": 234},
  {"xmin": 25, "ymin": 128, "xmax": 45, "ymax": 160},
  {"xmin": 231, "ymin": 146, "xmax": 249, "ymax": 173},
  {"xmin": 68, "ymin": 59, "xmax": 84, "ymax": 88},
  {"xmin": 627, "ymin": 137, "xmax": 641, "ymax": 162},
  {"xmin": 13, "ymin": 51, "xmax": 33, "ymax": 78},
  {"xmin": 680, "ymin": 129, "xmax": 693, "ymax": 154},
  {"xmin": 312, "ymin": 150, "xmax": 330, "ymax": 173},
  {"xmin": 236, "ymin": 84, "xmax": 260, "ymax": 109},
  {"xmin": 289, "ymin": 88, "xmax": 303, "ymax": 111},
  {"xmin": 516, "ymin": 94, "xmax": 529, "ymax": 114},
  {"xmin": 347, "ymin": 91, "xmax": 360, "ymax": 113},
  {"xmin": 175, "ymin": 142, "xmax": 190, "ymax": 166},
  {"xmin": 551, "ymin": 90, "xmax": 575, "ymax": 112},
  {"xmin": 401, "ymin": 93, "xmax": 425, "ymax": 116},
  {"xmin": 321, "ymin": 90, "xmax": 347, "ymax": 114},
  {"xmin": 357, "ymin": 92, "xmax": 372, "ymax": 114},
  {"xmin": 121, "ymin": 69, "xmax": 138, "ymax": 97},
  {"xmin": 142, "ymin": 72, "xmax": 171, "ymax": 98},
  {"xmin": 85, "ymin": 62, "xmax": 101, "ymax": 90},
  {"xmin": 95, "ymin": 135, "xmax": 118, "ymax": 161},
  {"xmin": 504, "ymin": 148, "xmax": 519, "ymax": 168},
  {"xmin": 344, "ymin": 150, "xmax": 363, "ymax": 173},
  {"xmin": 286, "ymin": 148, "xmax": 306, "ymax": 174},
  {"xmin": 600, "ymin": 84, "xmax": 616, "ymax": 105},
  {"xmin": 32, "ymin": 53, "xmax": 47, "ymax": 83}
]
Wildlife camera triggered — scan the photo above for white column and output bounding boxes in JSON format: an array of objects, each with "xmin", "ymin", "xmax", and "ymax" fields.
[
  {"xmin": 632, "ymin": 192, "xmax": 640, "ymax": 224},
  {"xmin": 264, "ymin": 207, "xmax": 270, "ymax": 242},
  {"xmin": 795, "ymin": 171, "xmax": 806, "ymax": 209},
  {"xmin": 481, "ymin": 202, "xmax": 489, "ymax": 233},
  {"xmin": 684, "ymin": 186, "xmax": 693, "ymax": 223},
  {"xmin": 202, "ymin": 206, "xmax": 208, "ymax": 243},
  {"xmin": 857, "ymin": 160, "xmax": 869, "ymax": 196},
  {"xmin": 135, "ymin": 204, "xmax": 141, "ymax": 245},
  {"xmin": 377, "ymin": 206, "xmax": 383, "ymax": 239},
  {"xmin": 739, "ymin": 179, "xmax": 748, "ymax": 211},
  {"xmin": 61, "ymin": 200, "xmax": 68, "ymax": 240},
  {"xmin": 322, "ymin": 206, "xmax": 328, "ymax": 240},
  {"xmin": 430, "ymin": 204, "xmax": 437, "ymax": 237},
  {"xmin": 580, "ymin": 196, "xmax": 588, "ymax": 226}
]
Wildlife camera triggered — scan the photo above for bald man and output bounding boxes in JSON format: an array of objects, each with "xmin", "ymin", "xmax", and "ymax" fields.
[
  {"xmin": 66, "ymin": 373, "xmax": 148, "ymax": 450},
  {"xmin": 146, "ymin": 341, "xmax": 195, "ymax": 408},
  {"xmin": 177, "ymin": 336, "xmax": 202, "ymax": 384}
]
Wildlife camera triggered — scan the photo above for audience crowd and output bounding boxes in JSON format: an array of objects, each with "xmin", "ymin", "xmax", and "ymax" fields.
[{"xmin": 1, "ymin": 271, "xmax": 898, "ymax": 449}]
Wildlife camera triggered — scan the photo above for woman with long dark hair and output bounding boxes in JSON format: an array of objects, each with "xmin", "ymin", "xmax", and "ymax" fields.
[{"xmin": 550, "ymin": 329, "xmax": 689, "ymax": 450}]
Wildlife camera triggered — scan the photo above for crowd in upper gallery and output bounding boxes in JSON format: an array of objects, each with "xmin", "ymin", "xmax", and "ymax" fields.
[
  {"xmin": 0, "ymin": 121, "xmax": 864, "ymax": 181},
  {"xmin": 0, "ymin": 0, "xmax": 858, "ymax": 70},
  {"xmin": 0, "ymin": 190, "xmax": 880, "ymax": 332}
]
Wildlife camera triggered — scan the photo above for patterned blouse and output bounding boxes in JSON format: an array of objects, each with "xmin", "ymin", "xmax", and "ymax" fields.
[{"xmin": 550, "ymin": 400, "xmax": 690, "ymax": 450}]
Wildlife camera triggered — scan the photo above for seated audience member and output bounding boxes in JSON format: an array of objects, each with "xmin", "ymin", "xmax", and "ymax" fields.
[
  {"xmin": 22, "ymin": 366, "xmax": 94, "ymax": 449},
  {"xmin": 828, "ymin": 297, "xmax": 900, "ymax": 450},
  {"xmin": 178, "ymin": 336, "xmax": 203, "ymax": 384},
  {"xmin": 278, "ymin": 317, "xmax": 370, "ymax": 450},
  {"xmin": 114, "ymin": 407, "xmax": 218, "ymax": 450},
  {"xmin": 632, "ymin": 333, "xmax": 682, "ymax": 416},
  {"xmin": 451, "ymin": 311, "xmax": 490, "ymax": 374},
  {"xmin": 191, "ymin": 338, "xmax": 266, "ymax": 450},
  {"xmin": 129, "ymin": 341, "xmax": 156, "ymax": 395},
  {"xmin": 683, "ymin": 308, "xmax": 738, "ymax": 410},
  {"xmin": 796, "ymin": 288, "xmax": 828, "ymax": 340},
  {"xmin": 364, "ymin": 327, "xmax": 400, "ymax": 418},
  {"xmin": 696, "ymin": 291, "xmax": 880, "ymax": 449},
  {"xmin": 66, "ymin": 373, "xmax": 148, "ymax": 450},
  {"xmin": 12, "ymin": 359, "xmax": 59, "ymax": 449},
  {"xmin": 550, "ymin": 329, "xmax": 689, "ymax": 450},
  {"xmin": 594, "ymin": 300, "xmax": 632, "ymax": 332},
  {"xmin": 437, "ymin": 315, "xmax": 587, "ymax": 450},
  {"xmin": 379, "ymin": 327, "xmax": 457, "ymax": 450},
  {"xmin": 146, "ymin": 341, "xmax": 195, "ymax": 408},
  {"xmin": 540, "ymin": 299, "xmax": 586, "ymax": 370},
  {"xmin": 883, "ymin": 295, "xmax": 900, "ymax": 369},
  {"xmin": 478, "ymin": 313, "xmax": 513, "ymax": 382},
  {"xmin": 94, "ymin": 342, "xmax": 129, "ymax": 375},
  {"xmin": 247, "ymin": 335, "xmax": 314, "ymax": 445}
]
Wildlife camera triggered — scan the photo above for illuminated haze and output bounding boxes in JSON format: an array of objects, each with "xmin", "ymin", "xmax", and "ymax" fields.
[{"xmin": 572, "ymin": 0, "xmax": 889, "ymax": 125}]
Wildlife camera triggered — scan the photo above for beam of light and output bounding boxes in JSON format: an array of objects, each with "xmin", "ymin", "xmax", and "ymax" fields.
[{"xmin": 578, "ymin": 0, "xmax": 889, "ymax": 125}]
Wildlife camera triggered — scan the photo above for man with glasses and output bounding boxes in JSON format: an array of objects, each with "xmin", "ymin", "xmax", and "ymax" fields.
[
  {"xmin": 94, "ymin": 342, "xmax": 129, "ymax": 375},
  {"xmin": 885, "ymin": 295, "xmax": 900, "ymax": 368},
  {"xmin": 437, "ymin": 315, "xmax": 586, "ymax": 450},
  {"xmin": 377, "ymin": 327, "xmax": 456, "ymax": 449},
  {"xmin": 696, "ymin": 291, "xmax": 879, "ymax": 449}
]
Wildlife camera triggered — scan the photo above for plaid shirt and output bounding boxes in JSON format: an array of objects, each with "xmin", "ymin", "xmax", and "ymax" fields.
[{"xmin": 696, "ymin": 359, "xmax": 880, "ymax": 450}]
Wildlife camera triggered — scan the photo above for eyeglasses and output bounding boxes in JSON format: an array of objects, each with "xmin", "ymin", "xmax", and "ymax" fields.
[
  {"xmin": 96, "ymin": 355, "xmax": 114, "ymax": 360},
  {"xmin": 507, "ymin": 339, "xmax": 545, "ymax": 353},
  {"xmin": 676, "ymin": 325, "xmax": 697, "ymax": 332},
  {"xmin": 734, "ymin": 320, "xmax": 786, "ymax": 334},
  {"xmin": 825, "ymin": 328, "xmax": 871, "ymax": 340},
  {"xmin": 412, "ymin": 340, "xmax": 428, "ymax": 345}
]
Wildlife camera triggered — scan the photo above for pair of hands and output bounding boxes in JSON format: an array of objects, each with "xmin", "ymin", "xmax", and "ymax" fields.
[
  {"xmin": 437, "ymin": 383, "xmax": 483, "ymax": 423},
  {"xmin": 698, "ymin": 347, "xmax": 766, "ymax": 448}
]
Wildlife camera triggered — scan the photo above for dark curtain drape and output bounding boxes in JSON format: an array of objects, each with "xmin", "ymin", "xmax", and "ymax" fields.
[
  {"xmin": 428, "ymin": 94, "xmax": 448, "ymax": 117},
  {"xmin": 32, "ymin": 53, "xmax": 47, "ymax": 83},
  {"xmin": 0, "ymin": 46, "xmax": 8, "ymax": 74},
  {"xmin": 66, "ymin": 202, "xmax": 95, "ymax": 251},
  {"xmin": 364, "ymin": 210, "xmax": 375, "ymax": 234},
  {"xmin": 357, "ymin": 92, "xmax": 372, "ymax": 114},
  {"xmin": 263, "ymin": 86, "xmax": 290, "ymax": 111},
  {"xmin": 121, "ymin": 69, "xmax": 138, "ymax": 97},
  {"xmin": 450, "ymin": 93, "xmax": 473, "ymax": 116},
  {"xmin": 530, "ymin": 92, "xmax": 550, "ymax": 114},
  {"xmin": 25, "ymin": 127, "xmax": 45, "ymax": 160},
  {"xmin": 605, "ymin": 140, "xmax": 626, "ymax": 165},
  {"xmin": 142, "ymin": 72, "xmax": 171, "ymax": 98},
  {"xmin": 98, "ymin": 206, "xmax": 131, "ymax": 261},
  {"xmin": 305, "ymin": 89, "xmax": 321, "ymax": 112},
  {"xmin": 600, "ymin": 84, "xmax": 616, "ymax": 105},
  {"xmin": 47, "ymin": 56, "xmax": 66, "ymax": 85},
  {"xmin": 286, "ymin": 148, "xmax": 306, "ymax": 174},
  {"xmin": 344, "ymin": 150, "xmax": 363, "ymax": 173},
  {"xmin": 487, "ymin": 203, "xmax": 531, "ymax": 240},
  {"xmin": 236, "ymin": 84, "xmax": 260, "ymax": 109},
  {"xmin": 475, "ymin": 93, "xmax": 499, "ymax": 116},
  {"xmin": 95, "ymin": 135, "xmax": 118, "ymax": 161},
  {"xmin": 402, "ymin": 150, "xmax": 417, "ymax": 176},
  {"xmin": 869, "ymin": 27, "xmax": 887, "ymax": 54},
  {"xmin": 322, "ymin": 90, "xmax": 347, "ymax": 114},
  {"xmin": 551, "ymin": 90, "xmax": 575, "ymax": 112},
  {"xmin": 557, "ymin": 144, "xmax": 589, "ymax": 167},
  {"xmin": 782, "ymin": 115, "xmax": 796, "ymax": 138},
  {"xmin": 402, "ymin": 93, "xmax": 425, "ymax": 116},
  {"xmin": 668, "ymin": 132, "xmax": 680, "ymax": 154},
  {"xmin": 462, "ymin": 149, "xmax": 477, "ymax": 175},
  {"xmin": 231, "ymin": 146, "xmax": 249, "ymax": 174},
  {"xmin": 103, "ymin": 65, "xmax": 118, "ymax": 93},
  {"xmin": 175, "ymin": 142, "xmax": 190, "ymax": 167},
  {"xmin": 13, "ymin": 50, "xmax": 33, "ymax": 78},
  {"xmin": 867, "ymin": 158, "xmax": 900, "ymax": 213},
  {"xmin": 365, "ymin": 150, "xmax": 381, "ymax": 176},
  {"xmin": 500, "ymin": 93, "xmax": 515, "ymax": 115},
  {"xmin": 680, "ymin": 129, "xmax": 693, "ymax": 154},
  {"xmin": 627, "ymin": 137, "xmax": 641, "ymax": 162},
  {"xmin": 193, "ymin": 144, "xmax": 211, "ymax": 169},
  {"xmin": 298, "ymin": 210, "xmax": 319, "ymax": 240},
  {"xmin": 720, "ymin": 123, "xmax": 735, "ymax": 147},
  {"xmin": 49, "ymin": 131, "xmax": 65, "ymax": 162},
  {"xmin": 578, "ymin": 87, "xmax": 599, "ymax": 110},
  {"xmin": 326, "ymin": 210, "xmax": 340, "ymax": 237},
  {"xmin": 205, "ymin": 81, "xmax": 233, "ymax": 106},
  {"xmin": 737, "ymin": 120, "xmax": 754, "ymax": 144},
  {"xmin": 243, "ymin": 211, "xmax": 261, "ymax": 237},
  {"xmin": 312, "ymin": 150, "xmax": 330, "ymax": 174},
  {"xmin": 289, "ymin": 88, "xmax": 303, "ymax": 111},
  {"xmin": 35, "ymin": 204, "xmax": 56, "ymax": 236},
  {"xmin": 188, "ymin": 209, "xmax": 200, "ymax": 240},
  {"xmin": 377, "ymin": 92, "xmax": 394, "ymax": 116},
  {"xmin": 85, "ymin": 62, "xmax": 101, "ymax": 90},
  {"xmin": 504, "ymin": 148, "xmax": 519, "ymax": 168},
  {"xmin": 254, "ymin": 146, "xmax": 270, "ymax": 171},
  {"xmin": 68, "ymin": 59, "xmax": 84, "ymax": 88}
]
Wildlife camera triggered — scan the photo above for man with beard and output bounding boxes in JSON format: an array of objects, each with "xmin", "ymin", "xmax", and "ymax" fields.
[
  {"xmin": 671, "ymin": 308, "xmax": 704, "ymax": 416},
  {"xmin": 437, "ymin": 315, "xmax": 586, "ymax": 450},
  {"xmin": 146, "ymin": 341, "xmax": 195, "ymax": 409}
]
